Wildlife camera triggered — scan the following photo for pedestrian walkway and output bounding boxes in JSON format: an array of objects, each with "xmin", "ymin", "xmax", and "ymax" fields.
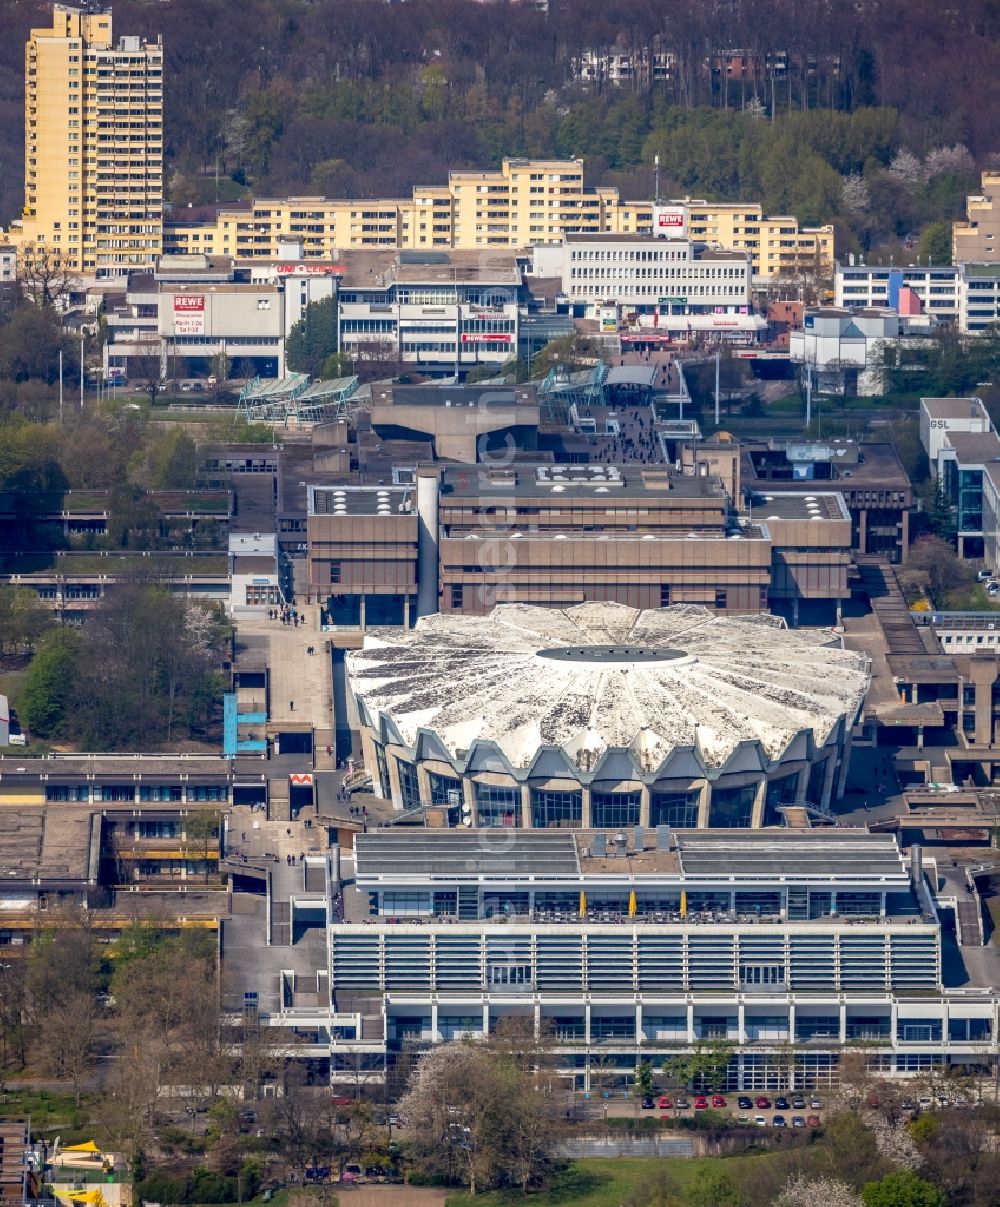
[{"xmin": 235, "ymin": 605, "xmax": 334, "ymax": 731}]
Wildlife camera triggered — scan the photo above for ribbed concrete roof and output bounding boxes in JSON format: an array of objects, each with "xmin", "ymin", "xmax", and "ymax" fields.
[{"xmin": 347, "ymin": 603, "xmax": 869, "ymax": 770}]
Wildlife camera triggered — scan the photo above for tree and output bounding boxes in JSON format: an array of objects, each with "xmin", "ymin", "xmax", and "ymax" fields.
[
  {"xmin": 27, "ymin": 915, "xmax": 99, "ymax": 1103},
  {"xmin": 130, "ymin": 354, "xmax": 166, "ymax": 405},
  {"xmin": 636, "ymin": 1058, "xmax": 654, "ymax": 1099},
  {"xmin": 16, "ymin": 243, "xmax": 78, "ymax": 309},
  {"xmin": 662, "ymin": 1042, "xmax": 734, "ymax": 1095},
  {"xmin": 399, "ymin": 1033, "xmax": 563, "ymax": 1195},
  {"xmin": 264, "ymin": 1064, "xmax": 344, "ymax": 1179},
  {"xmin": 917, "ymin": 222, "xmax": 951, "ymax": 266},
  {"xmin": 776, "ymin": 1175, "xmax": 863, "ymax": 1207},
  {"xmin": 0, "ymin": 304, "xmax": 74, "ymax": 384},
  {"xmin": 39, "ymin": 988, "xmax": 99, "ymax": 1104},
  {"xmin": 209, "ymin": 352, "xmax": 231, "ymax": 401},
  {"xmin": 143, "ymin": 430, "xmax": 198, "ymax": 489},
  {"xmin": 285, "ymin": 296, "xmax": 338, "ymax": 378},
  {"xmin": 861, "ymin": 1171, "xmax": 946, "ymax": 1207},
  {"xmin": 906, "ymin": 535, "xmax": 975, "ymax": 607},
  {"xmin": 17, "ymin": 628, "xmax": 81, "ymax": 736},
  {"xmin": 0, "ymin": 585, "xmax": 51, "ymax": 655}
]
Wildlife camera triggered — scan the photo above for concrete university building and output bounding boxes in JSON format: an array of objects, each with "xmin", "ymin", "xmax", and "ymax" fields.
[
  {"xmin": 238, "ymin": 827, "xmax": 998, "ymax": 1092},
  {"xmin": 347, "ymin": 602, "xmax": 869, "ymax": 827}
]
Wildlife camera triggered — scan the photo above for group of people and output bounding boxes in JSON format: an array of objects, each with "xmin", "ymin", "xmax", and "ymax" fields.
[{"xmin": 269, "ymin": 606, "xmax": 300, "ymax": 627}]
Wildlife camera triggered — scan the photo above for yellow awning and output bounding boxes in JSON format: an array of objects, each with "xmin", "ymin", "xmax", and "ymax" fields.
[
  {"xmin": 579, "ymin": 890, "xmax": 587, "ymax": 918},
  {"xmin": 628, "ymin": 889, "xmax": 637, "ymax": 918},
  {"xmin": 63, "ymin": 1143, "xmax": 100, "ymax": 1154},
  {"xmin": 680, "ymin": 890, "xmax": 687, "ymax": 919}
]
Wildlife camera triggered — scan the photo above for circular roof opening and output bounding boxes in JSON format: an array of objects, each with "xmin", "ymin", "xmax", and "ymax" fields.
[{"xmin": 536, "ymin": 644, "xmax": 692, "ymax": 665}]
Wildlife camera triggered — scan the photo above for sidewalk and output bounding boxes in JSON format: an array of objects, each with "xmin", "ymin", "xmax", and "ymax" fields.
[{"xmin": 235, "ymin": 605, "xmax": 335, "ymax": 732}]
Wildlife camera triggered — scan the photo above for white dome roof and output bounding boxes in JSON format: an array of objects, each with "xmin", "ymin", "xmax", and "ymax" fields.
[{"xmin": 347, "ymin": 603, "xmax": 869, "ymax": 770}]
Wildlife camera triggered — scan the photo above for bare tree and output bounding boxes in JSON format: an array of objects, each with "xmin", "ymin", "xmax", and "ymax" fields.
[
  {"xmin": 130, "ymin": 354, "xmax": 166, "ymax": 405},
  {"xmin": 17, "ymin": 242, "xmax": 79, "ymax": 309},
  {"xmin": 39, "ymin": 989, "xmax": 99, "ymax": 1105}
]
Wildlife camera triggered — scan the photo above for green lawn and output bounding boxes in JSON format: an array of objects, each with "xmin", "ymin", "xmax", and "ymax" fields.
[
  {"xmin": 444, "ymin": 1154, "xmax": 778, "ymax": 1206},
  {"xmin": 0, "ymin": 1088, "xmax": 95, "ymax": 1137}
]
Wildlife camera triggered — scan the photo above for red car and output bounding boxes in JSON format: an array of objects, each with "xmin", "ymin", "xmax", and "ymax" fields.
[
  {"xmin": 693, "ymin": 1096, "xmax": 709, "ymax": 1110},
  {"xmin": 756, "ymin": 1096, "xmax": 771, "ymax": 1109},
  {"xmin": 657, "ymin": 1095, "xmax": 673, "ymax": 1110},
  {"xmin": 711, "ymin": 1094, "xmax": 727, "ymax": 1108}
]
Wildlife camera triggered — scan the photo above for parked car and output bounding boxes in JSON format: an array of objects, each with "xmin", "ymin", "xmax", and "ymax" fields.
[
  {"xmin": 675, "ymin": 1098, "xmax": 691, "ymax": 1110},
  {"xmin": 340, "ymin": 1165, "xmax": 361, "ymax": 1184},
  {"xmin": 711, "ymin": 1094, "xmax": 727, "ymax": 1108},
  {"xmin": 810, "ymin": 1096, "xmax": 823, "ymax": 1109},
  {"xmin": 754, "ymin": 1115, "xmax": 767, "ymax": 1126},
  {"xmin": 180, "ymin": 381, "xmax": 194, "ymax": 392},
  {"xmin": 791, "ymin": 1095, "xmax": 806, "ymax": 1110},
  {"xmin": 693, "ymin": 1096, "xmax": 709, "ymax": 1110},
  {"xmin": 657, "ymin": 1095, "xmax": 673, "ymax": 1110},
  {"xmin": 977, "ymin": 569, "xmax": 994, "ymax": 582},
  {"xmin": 918, "ymin": 1096, "xmax": 933, "ymax": 1111},
  {"xmin": 737, "ymin": 1096, "xmax": 753, "ymax": 1110},
  {"xmin": 641, "ymin": 1096, "xmax": 655, "ymax": 1110},
  {"xmin": 806, "ymin": 1114, "xmax": 821, "ymax": 1128},
  {"xmin": 775, "ymin": 1096, "xmax": 790, "ymax": 1110},
  {"xmin": 756, "ymin": 1096, "xmax": 771, "ymax": 1109},
  {"xmin": 772, "ymin": 1114, "xmax": 787, "ymax": 1127},
  {"xmin": 737, "ymin": 1113, "xmax": 750, "ymax": 1124},
  {"xmin": 791, "ymin": 1115, "xmax": 806, "ymax": 1128}
]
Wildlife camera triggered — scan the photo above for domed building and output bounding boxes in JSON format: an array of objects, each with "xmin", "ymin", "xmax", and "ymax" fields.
[{"xmin": 347, "ymin": 602, "xmax": 870, "ymax": 830}]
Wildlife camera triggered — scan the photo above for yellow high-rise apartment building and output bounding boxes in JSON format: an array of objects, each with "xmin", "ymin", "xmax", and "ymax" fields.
[
  {"xmin": 953, "ymin": 171, "xmax": 1000, "ymax": 264},
  {"xmin": 163, "ymin": 158, "xmax": 831, "ymax": 285},
  {"xmin": 12, "ymin": 2, "xmax": 163, "ymax": 277}
]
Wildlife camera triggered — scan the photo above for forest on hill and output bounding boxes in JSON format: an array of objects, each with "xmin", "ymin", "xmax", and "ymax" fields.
[{"xmin": 1, "ymin": 0, "xmax": 999, "ymax": 253}]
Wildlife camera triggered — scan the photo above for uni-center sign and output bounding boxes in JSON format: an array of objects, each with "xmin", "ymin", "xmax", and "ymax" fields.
[{"xmin": 173, "ymin": 293, "xmax": 206, "ymax": 335}]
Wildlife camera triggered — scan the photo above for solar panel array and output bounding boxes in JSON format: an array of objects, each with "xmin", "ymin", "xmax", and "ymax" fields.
[
  {"xmin": 354, "ymin": 831, "xmax": 581, "ymax": 877},
  {"xmin": 677, "ymin": 832, "xmax": 906, "ymax": 878}
]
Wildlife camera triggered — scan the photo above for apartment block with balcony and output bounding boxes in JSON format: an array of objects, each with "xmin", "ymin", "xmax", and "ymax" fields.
[
  {"xmin": 160, "ymin": 160, "xmax": 831, "ymax": 270},
  {"xmin": 12, "ymin": 3, "xmax": 162, "ymax": 277},
  {"xmin": 953, "ymin": 171, "xmax": 1000, "ymax": 265}
]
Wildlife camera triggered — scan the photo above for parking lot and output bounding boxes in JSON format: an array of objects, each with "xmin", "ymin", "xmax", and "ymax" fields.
[{"xmin": 644, "ymin": 1093, "xmax": 825, "ymax": 1130}]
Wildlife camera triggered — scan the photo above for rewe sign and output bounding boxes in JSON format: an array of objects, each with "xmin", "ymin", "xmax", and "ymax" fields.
[{"xmin": 173, "ymin": 293, "xmax": 206, "ymax": 335}]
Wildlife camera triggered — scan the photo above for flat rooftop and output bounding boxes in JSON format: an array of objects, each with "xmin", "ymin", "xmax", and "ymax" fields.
[
  {"xmin": 941, "ymin": 429, "xmax": 1000, "ymax": 465},
  {"xmin": 0, "ymin": 754, "xmax": 260, "ymax": 780},
  {"xmin": 355, "ymin": 830, "xmax": 581, "ymax": 878},
  {"xmin": 748, "ymin": 492, "xmax": 849, "ymax": 521},
  {"xmin": 374, "ymin": 384, "xmax": 537, "ymax": 410},
  {"xmin": 353, "ymin": 829, "xmax": 910, "ymax": 885},
  {"xmin": 308, "ymin": 484, "xmax": 412, "ymax": 517},
  {"xmin": 0, "ymin": 805, "xmax": 94, "ymax": 885},
  {"xmin": 676, "ymin": 831, "xmax": 908, "ymax": 879},
  {"xmin": 440, "ymin": 464, "xmax": 726, "ymax": 502},
  {"xmin": 338, "ymin": 248, "xmax": 520, "ymax": 289},
  {"xmin": 744, "ymin": 441, "xmax": 911, "ymax": 489},
  {"xmin": 921, "ymin": 397, "xmax": 986, "ymax": 419}
]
